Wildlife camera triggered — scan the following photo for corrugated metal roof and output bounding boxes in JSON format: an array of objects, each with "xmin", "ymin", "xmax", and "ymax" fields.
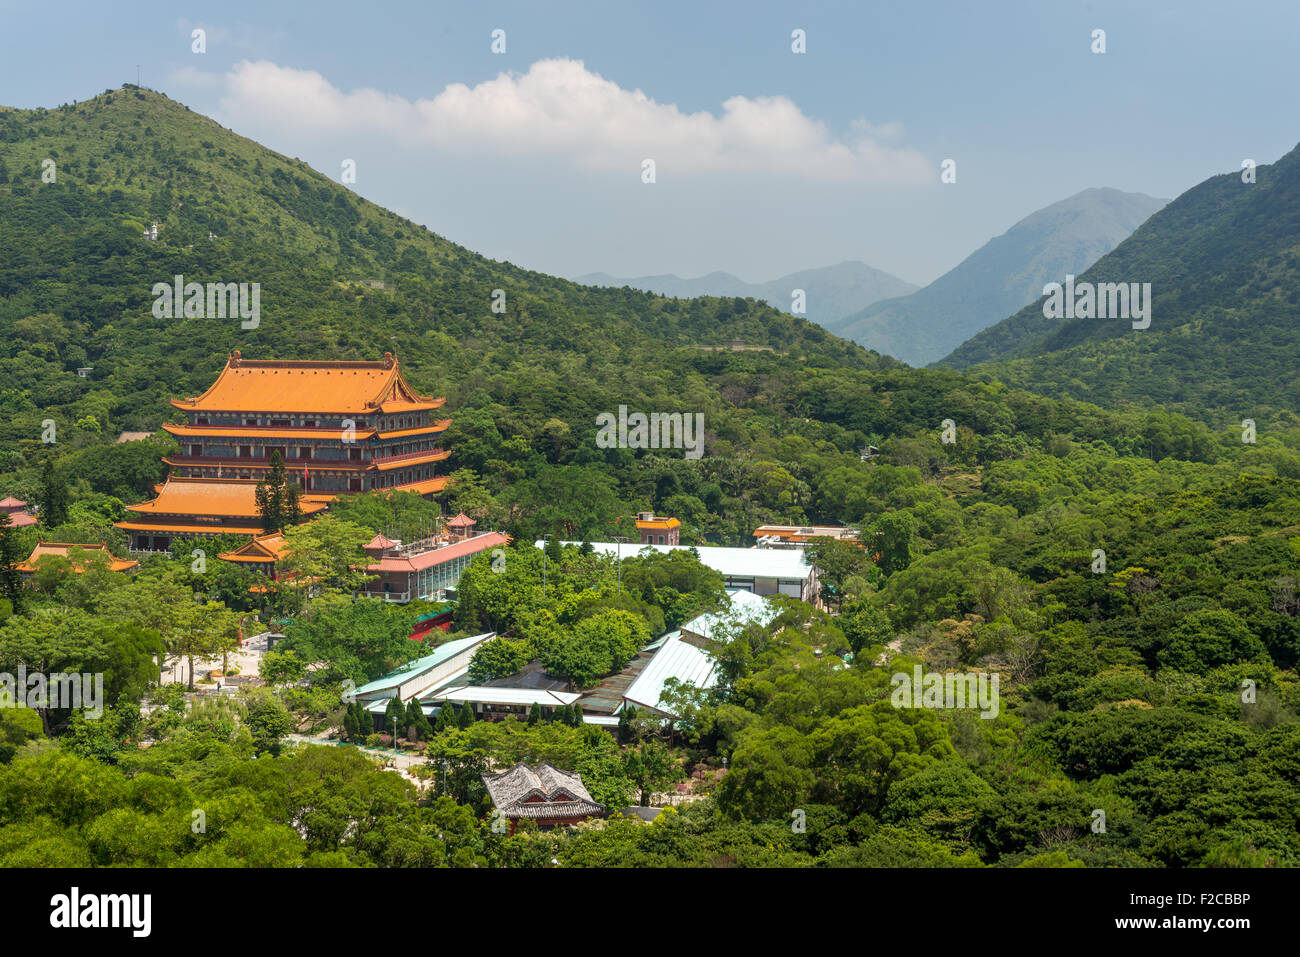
[
  {"xmin": 622, "ymin": 631, "xmax": 718, "ymax": 716},
  {"xmin": 544, "ymin": 541, "xmax": 812, "ymax": 581}
]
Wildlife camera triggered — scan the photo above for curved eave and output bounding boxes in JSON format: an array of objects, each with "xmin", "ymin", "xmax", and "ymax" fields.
[
  {"xmin": 372, "ymin": 449, "xmax": 452, "ymax": 472},
  {"xmin": 162, "ymin": 422, "xmax": 378, "ymax": 441},
  {"xmin": 392, "ymin": 476, "xmax": 451, "ymax": 496}
]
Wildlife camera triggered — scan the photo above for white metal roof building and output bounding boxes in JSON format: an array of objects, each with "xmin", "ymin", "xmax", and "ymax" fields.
[
  {"xmin": 352, "ymin": 632, "xmax": 494, "ymax": 703},
  {"xmin": 543, "ymin": 541, "xmax": 816, "ymax": 601},
  {"xmin": 622, "ymin": 630, "xmax": 719, "ymax": 718},
  {"xmin": 428, "ymin": 685, "xmax": 582, "ymax": 720}
]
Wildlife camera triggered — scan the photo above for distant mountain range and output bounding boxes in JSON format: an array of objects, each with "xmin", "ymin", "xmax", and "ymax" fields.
[
  {"xmin": 826, "ymin": 188, "xmax": 1168, "ymax": 366},
  {"xmin": 574, "ymin": 261, "xmax": 918, "ymax": 328},
  {"xmin": 942, "ymin": 143, "xmax": 1300, "ymax": 417}
]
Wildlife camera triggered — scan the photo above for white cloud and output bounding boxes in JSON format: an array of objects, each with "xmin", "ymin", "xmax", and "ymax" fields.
[{"xmin": 194, "ymin": 58, "xmax": 928, "ymax": 184}]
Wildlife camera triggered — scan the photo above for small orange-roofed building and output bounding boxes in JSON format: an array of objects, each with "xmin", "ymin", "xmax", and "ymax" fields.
[
  {"xmin": 753, "ymin": 524, "xmax": 861, "ymax": 549},
  {"xmin": 217, "ymin": 531, "xmax": 291, "ymax": 578},
  {"xmin": 636, "ymin": 512, "xmax": 680, "ymax": 545},
  {"xmin": 18, "ymin": 542, "xmax": 139, "ymax": 576}
]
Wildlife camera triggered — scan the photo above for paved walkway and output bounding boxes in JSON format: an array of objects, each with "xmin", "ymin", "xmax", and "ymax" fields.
[{"xmin": 160, "ymin": 629, "xmax": 273, "ymax": 689}]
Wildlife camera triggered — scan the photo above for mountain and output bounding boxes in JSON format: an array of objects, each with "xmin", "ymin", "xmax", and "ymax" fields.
[
  {"xmin": 943, "ymin": 145, "xmax": 1300, "ymax": 418},
  {"xmin": 0, "ymin": 87, "xmax": 1207, "ymax": 549},
  {"xmin": 574, "ymin": 261, "xmax": 918, "ymax": 328},
  {"xmin": 828, "ymin": 188, "xmax": 1167, "ymax": 366},
  {"xmin": 0, "ymin": 87, "xmax": 879, "ymax": 436}
]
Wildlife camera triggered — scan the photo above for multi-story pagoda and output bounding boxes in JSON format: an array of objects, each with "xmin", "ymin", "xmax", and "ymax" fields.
[{"xmin": 117, "ymin": 352, "xmax": 453, "ymax": 551}]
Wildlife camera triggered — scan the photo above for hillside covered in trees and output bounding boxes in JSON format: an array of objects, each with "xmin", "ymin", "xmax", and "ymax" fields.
[
  {"xmin": 943, "ymin": 143, "xmax": 1300, "ymax": 420},
  {"xmin": 0, "ymin": 88, "xmax": 1297, "ymax": 870}
]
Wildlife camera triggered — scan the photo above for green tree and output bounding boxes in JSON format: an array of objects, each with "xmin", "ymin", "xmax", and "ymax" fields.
[
  {"xmin": 280, "ymin": 516, "xmax": 375, "ymax": 598},
  {"xmin": 37, "ymin": 458, "xmax": 70, "ymax": 527},
  {"xmin": 466, "ymin": 638, "xmax": 529, "ymax": 684},
  {"xmin": 624, "ymin": 740, "xmax": 679, "ymax": 806},
  {"xmin": 0, "ymin": 512, "xmax": 24, "ymax": 614},
  {"xmin": 255, "ymin": 451, "xmax": 301, "ymax": 533},
  {"xmin": 245, "ymin": 691, "xmax": 294, "ymax": 755}
]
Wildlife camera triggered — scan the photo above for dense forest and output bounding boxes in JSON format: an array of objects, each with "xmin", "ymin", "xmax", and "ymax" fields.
[{"xmin": 0, "ymin": 89, "xmax": 1296, "ymax": 868}]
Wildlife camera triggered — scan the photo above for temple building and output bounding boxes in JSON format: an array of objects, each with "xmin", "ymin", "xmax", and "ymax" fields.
[
  {"xmin": 118, "ymin": 352, "xmax": 453, "ymax": 551},
  {"xmin": 18, "ymin": 542, "xmax": 139, "ymax": 577},
  {"xmin": 481, "ymin": 764, "xmax": 604, "ymax": 833},
  {"xmin": 118, "ymin": 476, "xmax": 329, "ymax": 552},
  {"xmin": 217, "ymin": 531, "xmax": 291, "ymax": 579}
]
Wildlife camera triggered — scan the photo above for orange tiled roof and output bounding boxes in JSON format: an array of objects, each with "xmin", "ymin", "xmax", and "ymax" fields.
[
  {"xmin": 393, "ymin": 476, "xmax": 451, "ymax": 496},
  {"xmin": 219, "ymin": 531, "xmax": 291, "ymax": 564},
  {"xmin": 123, "ymin": 476, "xmax": 329, "ymax": 519},
  {"xmin": 635, "ymin": 517, "xmax": 681, "ymax": 530},
  {"xmin": 378, "ymin": 398, "xmax": 444, "ymax": 414},
  {"xmin": 373, "ymin": 449, "xmax": 452, "ymax": 472},
  {"xmin": 162, "ymin": 422, "xmax": 378, "ymax": 441},
  {"xmin": 114, "ymin": 520, "xmax": 269, "ymax": 536},
  {"xmin": 364, "ymin": 533, "xmax": 400, "ymax": 551},
  {"xmin": 18, "ymin": 542, "xmax": 139, "ymax": 574},
  {"xmin": 169, "ymin": 351, "xmax": 443, "ymax": 415}
]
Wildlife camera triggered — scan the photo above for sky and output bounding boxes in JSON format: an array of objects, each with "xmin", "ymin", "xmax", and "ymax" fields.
[{"xmin": 1, "ymin": 0, "xmax": 1297, "ymax": 286}]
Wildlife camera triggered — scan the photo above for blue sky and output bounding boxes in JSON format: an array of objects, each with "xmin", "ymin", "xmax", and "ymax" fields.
[{"xmin": 2, "ymin": 0, "xmax": 1297, "ymax": 284}]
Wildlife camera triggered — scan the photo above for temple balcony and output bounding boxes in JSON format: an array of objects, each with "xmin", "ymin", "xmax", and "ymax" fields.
[{"xmin": 370, "ymin": 448, "xmax": 450, "ymax": 466}]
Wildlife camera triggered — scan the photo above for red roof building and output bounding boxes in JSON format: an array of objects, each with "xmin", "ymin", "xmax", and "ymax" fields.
[
  {"xmin": 360, "ymin": 528, "xmax": 509, "ymax": 603},
  {"xmin": 0, "ymin": 497, "xmax": 37, "ymax": 528}
]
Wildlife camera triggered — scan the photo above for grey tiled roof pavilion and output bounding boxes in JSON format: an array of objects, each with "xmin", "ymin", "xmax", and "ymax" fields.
[{"xmin": 482, "ymin": 763, "xmax": 604, "ymax": 820}]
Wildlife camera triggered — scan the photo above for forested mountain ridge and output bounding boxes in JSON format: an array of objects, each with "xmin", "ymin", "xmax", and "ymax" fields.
[
  {"xmin": 943, "ymin": 144, "xmax": 1300, "ymax": 418},
  {"xmin": 0, "ymin": 87, "xmax": 873, "ymax": 430},
  {"xmin": 829, "ymin": 188, "xmax": 1166, "ymax": 366},
  {"xmin": 0, "ymin": 86, "xmax": 1245, "ymax": 547},
  {"xmin": 575, "ymin": 260, "xmax": 919, "ymax": 329}
]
